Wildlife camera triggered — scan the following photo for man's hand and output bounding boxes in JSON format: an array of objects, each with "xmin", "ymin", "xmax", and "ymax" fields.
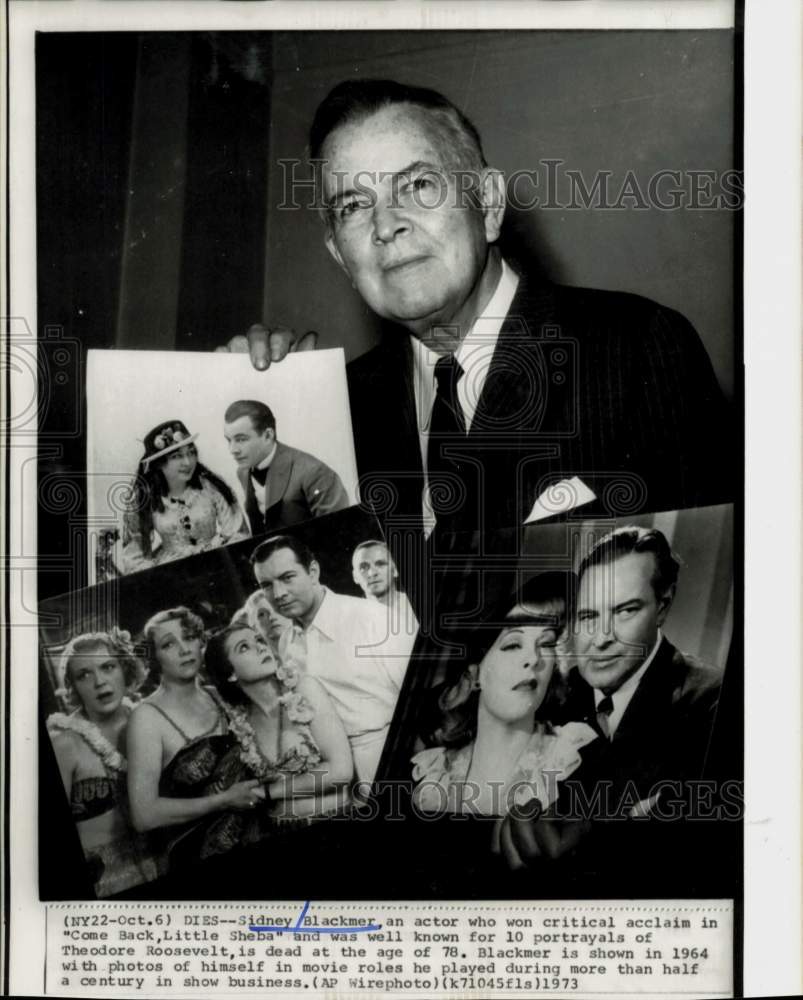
[
  {"xmin": 219, "ymin": 324, "xmax": 318, "ymax": 370},
  {"xmin": 493, "ymin": 810, "xmax": 591, "ymax": 869}
]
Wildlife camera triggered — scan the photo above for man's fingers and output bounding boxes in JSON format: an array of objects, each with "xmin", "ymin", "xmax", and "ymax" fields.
[
  {"xmin": 247, "ymin": 324, "xmax": 272, "ymax": 370},
  {"xmin": 268, "ymin": 327, "xmax": 296, "ymax": 363},
  {"xmin": 225, "ymin": 334, "xmax": 251, "ymax": 354},
  {"xmin": 294, "ymin": 330, "xmax": 319, "ymax": 353},
  {"xmin": 508, "ymin": 813, "xmax": 544, "ymax": 862},
  {"xmin": 530, "ymin": 817, "xmax": 591, "ymax": 860},
  {"xmin": 498, "ymin": 816, "xmax": 528, "ymax": 869}
]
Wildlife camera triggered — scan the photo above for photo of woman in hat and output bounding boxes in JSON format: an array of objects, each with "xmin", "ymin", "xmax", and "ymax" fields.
[{"xmin": 121, "ymin": 420, "xmax": 247, "ymax": 574}]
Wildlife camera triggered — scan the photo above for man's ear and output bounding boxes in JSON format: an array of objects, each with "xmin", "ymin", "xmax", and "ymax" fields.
[
  {"xmin": 309, "ymin": 559, "xmax": 321, "ymax": 585},
  {"xmin": 479, "ymin": 167, "xmax": 507, "ymax": 244},
  {"xmin": 655, "ymin": 583, "xmax": 676, "ymax": 627},
  {"xmin": 264, "ymin": 426, "xmax": 276, "ymax": 445}
]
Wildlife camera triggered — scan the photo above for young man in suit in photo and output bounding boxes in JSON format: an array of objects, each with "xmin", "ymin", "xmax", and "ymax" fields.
[
  {"xmin": 223, "ymin": 399, "xmax": 349, "ymax": 535},
  {"xmin": 568, "ymin": 525, "xmax": 721, "ymax": 798}
]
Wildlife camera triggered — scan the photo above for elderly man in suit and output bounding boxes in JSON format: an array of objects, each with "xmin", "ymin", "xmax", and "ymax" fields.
[
  {"xmin": 236, "ymin": 78, "xmax": 733, "ymax": 543},
  {"xmin": 223, "ymin": 399, "xmax": 349, "ymax": 535}
]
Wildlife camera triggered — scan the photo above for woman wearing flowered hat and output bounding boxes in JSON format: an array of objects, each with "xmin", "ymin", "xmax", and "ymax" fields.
[
  {"xmin": 122, "ymin": 420, "xmax": 247, "ymax": 574},
  {"xmin": 46, "ymin": 628, "xmax": 162, "ymax": 896}
]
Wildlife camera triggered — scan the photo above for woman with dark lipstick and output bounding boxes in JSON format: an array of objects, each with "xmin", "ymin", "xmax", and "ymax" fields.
[
  {"xmin": 411, "ymin": 574, "xmax": 597, "ymax": 817},
  {"xmin": 122, "ymin": 420, "xmax": 247, "ymax": 574},
  {"xmin": 204, "ymin": 622, "xmax": 353, "ymax": 824}
]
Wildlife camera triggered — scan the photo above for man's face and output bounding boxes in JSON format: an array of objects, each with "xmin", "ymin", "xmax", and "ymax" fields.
[
  {"xmin": 253, "ymin": 548, "xmax": 320, "ymax": 622},
  {"xmin": 574, "ymin": 552, "xmax": 672, "ymax": 694},
  {"xmin": 224, "ymin": 415, "xmax": 274, "ymax": 469},
  {"xmin": 352, "ymin": 544, "xmax": 396, "ymax": 599},
  {"xmin": 321, "ymin": 104, "xmax": 504, "ymax": 338}
]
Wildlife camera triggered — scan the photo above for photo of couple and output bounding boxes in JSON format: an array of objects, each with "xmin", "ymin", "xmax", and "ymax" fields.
[{"xmin": 85, "ymin": 348, "xmax": 360, "ymax": 581}]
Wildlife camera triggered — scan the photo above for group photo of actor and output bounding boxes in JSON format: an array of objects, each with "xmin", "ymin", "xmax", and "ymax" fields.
[{"xmin": 39, "ymin": 508, "xmax": 417, "ymax": 897}]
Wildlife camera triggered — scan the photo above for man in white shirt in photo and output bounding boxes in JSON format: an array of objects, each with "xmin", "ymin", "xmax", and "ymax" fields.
[
  {"xmin": 351, "ymin": 539, "xmax": 419, "ymax": 641},
  {"xmin": 251, "ymin": 533, "xmax": 415, "ymax": 785}
]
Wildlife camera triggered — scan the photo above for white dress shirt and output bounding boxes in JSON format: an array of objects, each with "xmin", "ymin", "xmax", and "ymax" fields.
[
  {"xmin": 279, "ymin": 587, "xmax": 414, "ymax": 781},
  {"xmin": 410, "ymin": 258, "xmax": 520, "ymax": 531},
  {"xmin": 593, "ymin": 631, "xmax": 663, "ymax": 739}
]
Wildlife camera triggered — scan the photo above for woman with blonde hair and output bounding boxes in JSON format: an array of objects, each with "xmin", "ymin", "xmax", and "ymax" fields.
[
  {"xmin": 411, "ymin": 573, "xmax": 597, "ymax": 817},
  {"xmin": 126, "ymin": 607, "xmax": 264, "ymax": 865},
  {"xmin": 46, "ymin": 628, "xmax": 160, "ymax": 895}
]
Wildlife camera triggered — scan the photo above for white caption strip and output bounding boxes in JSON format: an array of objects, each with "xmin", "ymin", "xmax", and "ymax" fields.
[{"xmin": 45, "ymin": 899, "xmax": 733, "ymax": 998}]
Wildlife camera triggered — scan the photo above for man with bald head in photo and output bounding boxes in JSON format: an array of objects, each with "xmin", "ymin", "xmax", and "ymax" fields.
[{"xmin": 232, "ymin": 78, "xmax": 732, "ymax": 544}]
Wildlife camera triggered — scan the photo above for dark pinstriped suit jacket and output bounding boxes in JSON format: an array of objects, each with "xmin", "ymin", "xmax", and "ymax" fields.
[{"xmin": 347, "ymin": 273, "xmax": 733, "ymax": 539}]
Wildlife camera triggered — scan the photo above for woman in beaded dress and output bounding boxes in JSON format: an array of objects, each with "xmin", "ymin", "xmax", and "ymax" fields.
[
  {"xmin": 46, "ymin": 629, "xmax": 161, "ymax": 896},
  {"xmin": 126, "ymin": 607, "xmax": 265, "ymax": 866},
  {"xmin": 121, "ymin": 420, "xmax": 247, "ymax": 574}
]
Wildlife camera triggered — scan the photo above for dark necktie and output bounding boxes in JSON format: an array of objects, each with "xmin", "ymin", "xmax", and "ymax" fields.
[
  {"xmin": 426, "ymin": 355, "xmax": 468, "ymax": 521},
  {"xmin": 251, "ymin": 465, "xmax": 269, "ymax": 487},
  {"xmin": 596, "ymin": 694, "xmax": 615, "ymax": 740}
]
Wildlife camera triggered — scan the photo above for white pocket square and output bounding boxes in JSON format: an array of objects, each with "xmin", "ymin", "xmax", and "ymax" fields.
[{"xmin": 524, "ymin": 476, "xmax": 597, "ymax": 524}]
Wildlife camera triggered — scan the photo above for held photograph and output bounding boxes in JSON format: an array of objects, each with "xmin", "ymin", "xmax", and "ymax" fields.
[
  {"xmin": 36, "ymin": 26, "xmax": 737, "ymax": 606},
  {"xmin": 12, "ymin": 6, "xmax": 754, "ymax": 996},
  {"xmin": 377, "ymin": 505, "xmax": 738, "ymax": 899},
  {"xmin": 85, "ymin": 348, "xmax": 359, "ymax": 582},
  {"xmin": 39, "ymin": 506, "xmax": 418, "ymax": 899}
]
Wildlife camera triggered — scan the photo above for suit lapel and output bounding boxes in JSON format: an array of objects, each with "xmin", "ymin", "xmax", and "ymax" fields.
[
  {"xmin": 238, "ymin": 466, "xmax": 262, "ymax": 534},
  {"xmin": 468, "ymin": 275, "xmax": 567, "ymax": 527},
  {"xmin": 612, "ymin": 637, "xmax": 676, "ymax": 743},
  {"xmin": 263, "ymin": 442, "xmax": 292, "ymax": 513},
  {"xmin": 472, "ymin": 274, "xmax": 557, "ymax": 433}
]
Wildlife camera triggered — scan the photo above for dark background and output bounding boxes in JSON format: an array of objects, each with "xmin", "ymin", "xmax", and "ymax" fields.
[
  {"xmin": 36, "ymin": 29, "xmax": 741, "ymax": 906},
  {"xmin": 36, "ymin": 29, "xmax": 737, "ymax": 601}
]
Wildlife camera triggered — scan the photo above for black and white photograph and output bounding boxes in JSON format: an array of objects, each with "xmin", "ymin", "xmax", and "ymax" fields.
[
  {"xmin": 34, "ymin": 2, "xmax": 740, "ymax": 914},
  {"xmin": 86, "ymin": 348, "xmax": 359, "ymax": 580},
  {"xmin": 39, "ymin": 506, "xmax": 418, "ymax": 899},
  {"xmin": 379, "ymin": 505, "xmax": 737, "ymax": 899},
  {"xmin": 10, "ymin": 0, "xmax": 801, "ymax": 996}
]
